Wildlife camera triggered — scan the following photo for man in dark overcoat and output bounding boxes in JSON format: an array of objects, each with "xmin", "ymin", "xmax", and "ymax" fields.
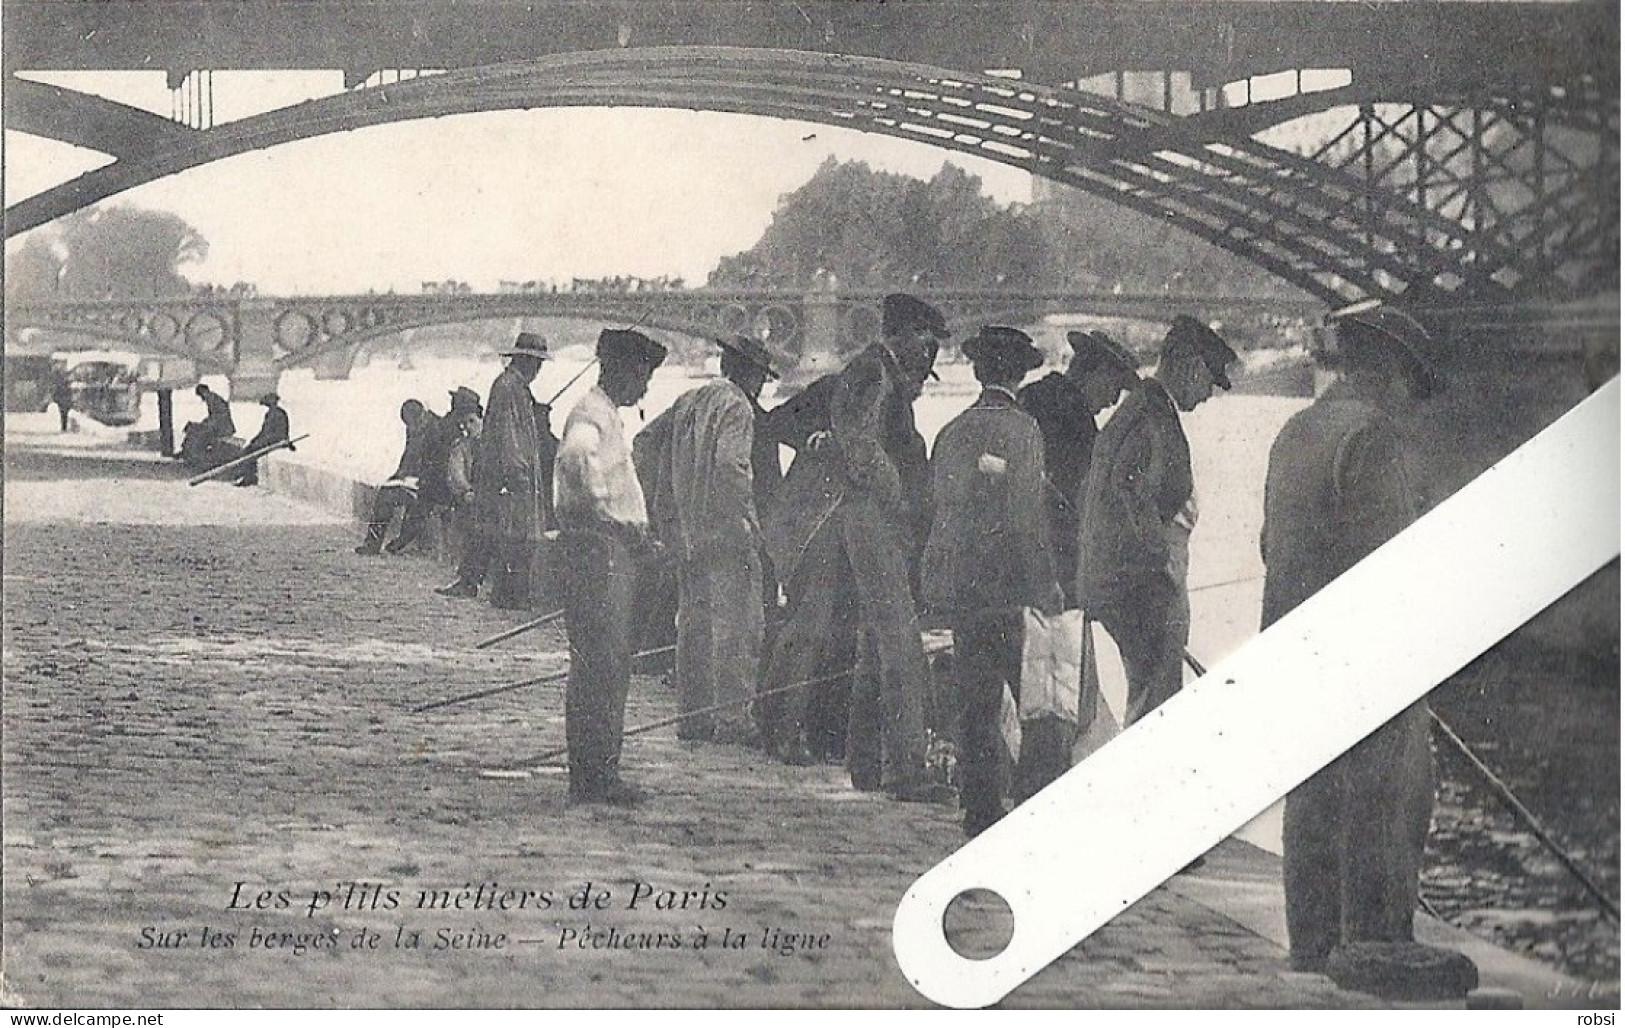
[
  {"xmin": 1076, "ymin": 315, "xmax": 1237, "ymax": 724},
  {"xmin": 759, "ymin": 293, "xmax": 948, "ymax": 802},
  {"xmin": 1017, "ymin": 330, "xmax": 1142, "ymax": 789},
  {"xmin": 437, "ymin": 333, "xmax": 548, "ymax": 601},
  {"xmin": 1261, "ymin": 301, "xmax": 1450, "ymax": 979},
  {"xmin": 921, "ymin": 326, "xmax": 1065, "ymax": 837}
]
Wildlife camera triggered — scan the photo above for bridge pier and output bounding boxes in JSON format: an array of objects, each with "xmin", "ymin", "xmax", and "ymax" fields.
[
  {"xmin": 312, "ymin": 341, "xmax": 365, "ymax": 380},
  {"xmin": 799, "ymin": 285, "xmax": 847, "ymax": 372},
  {"xmin": 227, "ymin": 307, "xmax": 281, "ymax": 401}
]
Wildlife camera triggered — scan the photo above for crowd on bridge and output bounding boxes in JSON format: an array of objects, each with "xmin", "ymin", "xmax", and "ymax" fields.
[{"xmin": 285, "ymin": 290, "xmax": 1462, "ymax": 987}]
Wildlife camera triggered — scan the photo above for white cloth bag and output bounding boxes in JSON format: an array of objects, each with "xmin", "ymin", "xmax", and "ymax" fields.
[{"xmin": 1019, "ymin": 608, "xmax": 1085, "ymax": 723}]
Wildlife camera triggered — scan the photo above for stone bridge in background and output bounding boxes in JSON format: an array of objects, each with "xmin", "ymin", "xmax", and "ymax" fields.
[{"xmin": 6, "ymin": 289, "xmax": 1331, "ymax": 395}]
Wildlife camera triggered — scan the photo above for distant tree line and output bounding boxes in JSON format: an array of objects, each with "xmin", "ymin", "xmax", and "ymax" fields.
[
  {"xmin": 708, "ymin": 157, "xmax": 1302, "ymax": 298},
  {"xmin": 6, "ymin": 205, "xmax": 210, "ymax": 302}
]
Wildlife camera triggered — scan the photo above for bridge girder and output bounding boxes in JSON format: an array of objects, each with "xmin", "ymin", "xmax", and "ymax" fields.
[{"xmin": 6, "ymin": 47, "xmax": 1615, "ymax": 308}]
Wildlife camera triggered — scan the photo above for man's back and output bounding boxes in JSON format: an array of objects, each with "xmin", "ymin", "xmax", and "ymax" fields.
[
  {"xmin": 1262, "ymin": 395, "xmax": 1417, "ymax": 626},
  {"xmin": 667, "ymin": 379, "xmax": 756, "ymax": 562}
]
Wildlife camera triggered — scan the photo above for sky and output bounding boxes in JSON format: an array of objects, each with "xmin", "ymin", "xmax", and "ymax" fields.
[{"xmin": 5, "ymin": 70, "xmax": 1035, "ymax": 295}]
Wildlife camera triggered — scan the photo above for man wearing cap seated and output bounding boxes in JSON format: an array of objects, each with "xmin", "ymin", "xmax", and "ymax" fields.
[
  {"xmin": 1017, "ymin": 330, "xmax": 1142, "ymax": 790},
  {"xmin": 638, "ymin": 335, "xmax": 779, "ymax": 748},
  {"xmin": 1076, "ymin": 315, "xmax": 1237, "ymax": 724},
  {"xmin": 355, "ymin": 399, "xmax": 439, "ymax": 556},
  {"xmin": 921, "ymin": 326, "xmax": 1066, "ymax": 837},
  {"xmin": 177, "ymin": 383, "xmax": 236, "ymax": 469},
  {"xmin": 437, "ymin": 333, "xmax": 549, "ymax": 601},
  {"xmin": 1262, "ymin": 302, "xmax": 1463, "ymax": 992},
  {"xmin": 760, "ymin": 293, "xmax": 948, "ymax": 802},
  {"xmin": 229, "ymin": 392, "xmax": 293, "ymax": 487},
  {"xmin": 554, "ymin": 327, "xmax": 668, "ymax": 807}
]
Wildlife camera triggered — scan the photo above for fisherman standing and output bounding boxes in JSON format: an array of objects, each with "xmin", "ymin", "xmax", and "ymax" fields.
[
  {"xmin": 653, "ymin": 335, "xmax": 779, "ymax": 746},
  {"xmin": 438, "ymin": 333, "xmax": 548, "ymax": 601},
  {"xmin": 760, "ymin": 293, "xmax": 948, "ymax": 802},
  {"xmin": 1076, "ymin": 315, "xmax": 1237, "ymax": 724},
  {"xmin": 1261, "ymin": 301, "xmax": 1454, "ymax": 983},
  {"xmin": 1016, "ymin": 330, "xmax": 1141, "ymax": 787},
  {"xmin": 921, "ymin": 326, "xmax": 1064, "ymax": 837},
  {"xmin": 555, "ymin": 328, "xmax": 668, "ymax": 806}
]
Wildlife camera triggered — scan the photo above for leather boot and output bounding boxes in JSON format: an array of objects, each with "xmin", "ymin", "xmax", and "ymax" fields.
[{"xmin": 354, "ymin": 523, "xmax": 388, "ymax": 556}]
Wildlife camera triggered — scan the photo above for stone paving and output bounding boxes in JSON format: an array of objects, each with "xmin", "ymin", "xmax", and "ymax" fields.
[{"xmin": 0, "ymin": 424, "xmax": 1550, "ymax": 1009}]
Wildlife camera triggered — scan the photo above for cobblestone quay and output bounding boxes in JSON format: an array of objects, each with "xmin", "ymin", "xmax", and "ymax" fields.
[{"xmin": 0, "ymin": 420, "xmax": 1434, "ymax": 1008}]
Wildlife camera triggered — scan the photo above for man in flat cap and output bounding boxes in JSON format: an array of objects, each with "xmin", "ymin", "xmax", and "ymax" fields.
[
  {"xmin": 1017, "ymin": 329, "xmax": 1142, "ymax": 789},
  {"xmin": 1262, "ymin": 301, "xmax": 1460, "ymax": 989},
  {"xmin": 760, "ymin": 292, "xmax": 948, "ymax": 801},
  {"xmin": 922, "ymin": 326, "xmax": 1065, "ymax": 836},
  {"xmin": 438, "ymin": 333, "xmax": 549, "ymax": 601},
  {"xmin": 555, "ymin": 327, "xmax": 668, "ymax": 806},
  {"xmin": 1076, "ymin": 315, "xmax": 1237, "ymax": 724},
  {"xmin": 229, "ymin": 392, "xmax": 292, "ymax": 487},
  {"xmin": 640, "ymin": 334, "xmax": 779, "ymax": 747}
]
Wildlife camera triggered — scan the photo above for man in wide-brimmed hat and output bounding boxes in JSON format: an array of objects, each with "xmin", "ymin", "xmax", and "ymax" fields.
[
  {"xmin": 921, "ymin": 326, "xmax": 1066, "ymax": 836},
  {"xmin": 1077, "ymin": 314, "xmax": 1238, "ymax": 725},
  {"xmin": 1262, "ymin": 300, "xmax": 1462, "ymax": 991},
  {"xmin": 555, "ymin": 327, "xmax": 668, "ymax": 806},
  {"xmin": 437, "ymin": 332, "xmax": 549, "ymax": 602},
  {"xmin": 636, "ymin": 334, "xmax": 780, "ymax": 749},
  {"xmin": 759, "ymin": 292, "xmax": 949, "ymax": 802}
]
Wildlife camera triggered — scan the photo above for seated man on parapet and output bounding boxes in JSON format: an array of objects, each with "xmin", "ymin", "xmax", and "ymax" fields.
[
  {"xmin": 355, "ymin": 399, "xmax": 440, "ymax": 556},
  {"xmin": 176, "ymin": 383, "xmax": 236, "ymax": 469},
  {"xmin": 229, "ymin": 392, "xmax": 293, "ymax": 487}
]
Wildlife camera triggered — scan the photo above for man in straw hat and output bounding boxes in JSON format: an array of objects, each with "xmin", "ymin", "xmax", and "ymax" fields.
[
  {"xmin": 555, "ymin": 327, "xmax": 668, "ymax": 806},
  {"xmin": 1262, "ymin": 300, "xmax": 1467, "ymax": 994},
  {"xmin": 759, "ymin": 293, "xmax": 949, "ymax": 802},
  {"xmin": 640, "ymin": 334, "xmax": 780, "ymax": 748},
  {"xmin": 437, "ymin": 333, "xmax": 549, "ymax": 601},
  {"xmin": 921, "ymin": 326, "xmax": 1066, "ymax": 836},
  {"xmin": 1076, "ymin": 314, "xmax": 1237, "ymax": 724}
]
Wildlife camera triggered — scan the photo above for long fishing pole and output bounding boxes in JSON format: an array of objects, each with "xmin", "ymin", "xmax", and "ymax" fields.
[
  {"xmin": 489, "ymin": 666, "xmax": 858, "ymax": 771},
  {"xmin": 473, "ymin": 608, "xmax": 566, "ymax": 650},
  {"xmin": 187, "ymin": 434, "xmax": 310, "ymax": 486},
  {"xmin": 412, "ymin": 643, "xmax": 676, "ymax": 714},
  {"xmin": 1180, "ymin": 644, "xmax": 1619, "ymax": 924}
]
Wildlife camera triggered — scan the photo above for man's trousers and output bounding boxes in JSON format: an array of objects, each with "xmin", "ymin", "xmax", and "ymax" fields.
[
  {"xmin": 761, "ymin": 501, "xmax": 928, "ymax": 791},
  {"xmin": 562, "ymin": 529, "xmax": 637, "ymax": 792},
  {"xmin": 1283, "ymin": 700, "xmax": 1434, "ymax": 969},
  {"xmin": 676, "ymin": 546, "xmax": 763, "ymax": 741}
]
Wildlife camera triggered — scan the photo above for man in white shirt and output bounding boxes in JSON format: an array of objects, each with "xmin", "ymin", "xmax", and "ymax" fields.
[{"xmin": 554, "ymin": 327, "xmax": 668, "ymax": 806}]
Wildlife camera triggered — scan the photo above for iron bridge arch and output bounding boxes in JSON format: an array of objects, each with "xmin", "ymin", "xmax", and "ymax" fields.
[{"xmin": 7, "ymin": 47, "xmax": 1615, "ymax": 308}]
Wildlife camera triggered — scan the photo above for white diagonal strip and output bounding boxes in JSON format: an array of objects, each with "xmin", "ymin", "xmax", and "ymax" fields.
[{"xmin": 894, "ymin": 378, "xmax": 1621, "ymax": 1008}]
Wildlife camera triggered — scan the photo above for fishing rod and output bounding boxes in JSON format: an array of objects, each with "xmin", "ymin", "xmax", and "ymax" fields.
[
  {"xmin": 473, "ymin": 608, "xmax": 566, "ymax": 650},
  {"xmin": 1180, "ymin": 643, "xmax": 1619, "ymax": 924},
  {"xmin": 187, "ymin": 434, "xmax": 310, "ymax": 486},
  {"xmin": 488, "ymin": 666, "xmax": 858, "ymax": 772},
  {"xmin": 412, "ymin": 643, "xmax": 676, "ymax": 713}
]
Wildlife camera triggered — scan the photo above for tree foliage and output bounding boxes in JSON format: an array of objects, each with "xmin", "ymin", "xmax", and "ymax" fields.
[
  {"xmin": 6, "ymin": 205, "xmax": 209, "ymax": 301},
  {"xmin": 709, "ymin": 158, "xmax": 1047, "ymax": 290},
  {"xmin": 709, "ymin": 157, "xmax": 1303, "ymax": 297}
]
